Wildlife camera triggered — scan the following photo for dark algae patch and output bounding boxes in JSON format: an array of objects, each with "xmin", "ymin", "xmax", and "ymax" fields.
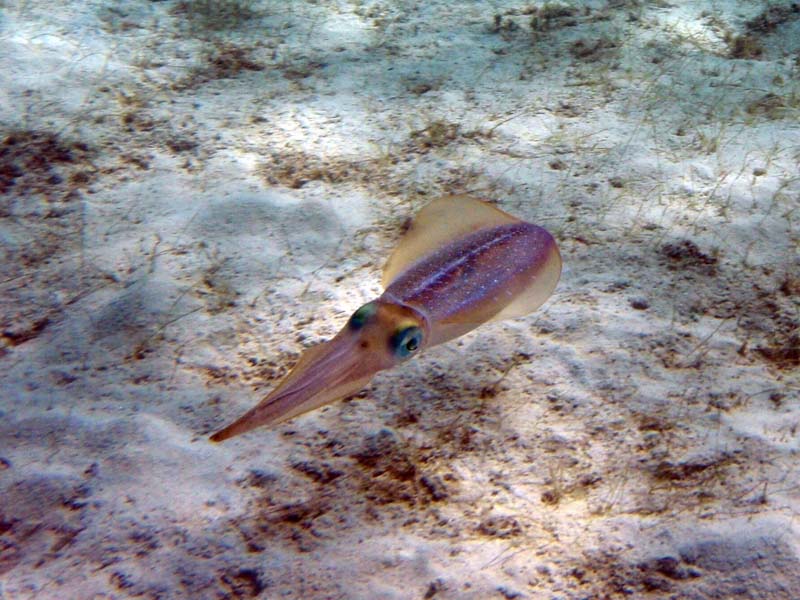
[
  {"xmin": 0, "ymin": 130, "xmax": 95, "ymax": 198},
  {"xmin": 745, "ymin": 3, "xmax": 800, "ymax": 34}
]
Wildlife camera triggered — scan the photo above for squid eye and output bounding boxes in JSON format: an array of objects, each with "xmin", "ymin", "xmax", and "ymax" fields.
[
  {"xmin": 349, "ymin": 302, "xmax": 378, "ymax": 330},
  {"xmin": 390, "ymin": 325, "xmax": 423, "ymax": 359}
]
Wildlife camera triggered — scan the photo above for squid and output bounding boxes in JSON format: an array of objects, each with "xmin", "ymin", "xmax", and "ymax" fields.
[{"xmin": 210, "ymin": 196, "xmax": 561, "ymax": 442}]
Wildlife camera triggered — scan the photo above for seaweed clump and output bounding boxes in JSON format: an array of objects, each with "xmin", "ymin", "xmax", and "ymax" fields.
[
  {"xmin": 260, "ymin": 150, "xmax": 370, "ymax": 189},
  {"xmin": 660, "ymin": 240, "xmax": 718, "ymax": 276},
  {"xmin": 724, "ymin": 3, "xmax": 800, "ymax": 59},
  {"xmin": 725, "ymin": 33, "xmax": 764, "ymax": 59},
  {"xmin": 172, "ymin": 43, "xmax": 265, "ymax": 92},
  {"xmin": 745, "ymin": 93, "xmax": 795, "ymax": 120},
  {"xmin": 745, "ymin": 3, "xmax": 800, "ymax": 34},
  {"xmin": 529, "ymin": 3, "xmax": 579, "ymax": 32},
  {"xmin": 171, "ymin": 0, "xmax": 262, "ymax": 33},
  {"xmin": 0, "ymin": 130, "xmax": 94, "ymax": 199},
  {"xmin": 756, "ymin": 333, "xmax": 800, "ymax": 369}
]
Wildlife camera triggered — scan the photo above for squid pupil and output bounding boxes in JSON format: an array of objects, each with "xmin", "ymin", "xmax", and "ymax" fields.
[{"xmin": 392, "ymin": 326, "xmax": 422, "ymax": 358}]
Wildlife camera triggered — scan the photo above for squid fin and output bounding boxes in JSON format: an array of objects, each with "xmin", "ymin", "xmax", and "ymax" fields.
[
  {"xmin": 488, "ymin": 242, "xmax": 562, "ymax": 323},
  {"xmin": 382, "ymin": 195, "xmax": 521, "ymax": 287}
]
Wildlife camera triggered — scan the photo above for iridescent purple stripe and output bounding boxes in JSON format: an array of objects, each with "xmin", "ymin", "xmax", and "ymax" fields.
[{"xmin": 384, "ymin": 222, "xmax": 553, "ymax": 323}]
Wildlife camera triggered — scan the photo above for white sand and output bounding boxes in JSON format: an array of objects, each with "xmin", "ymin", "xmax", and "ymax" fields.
[{"xmin": 1, "ymin": 1, "xmax": 798, "ymax": 598}]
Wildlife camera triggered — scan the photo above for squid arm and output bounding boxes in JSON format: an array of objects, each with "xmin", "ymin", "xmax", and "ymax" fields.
[{"xmin": 209, "ymin": 195, "xmax": 561, "ymax": 442}]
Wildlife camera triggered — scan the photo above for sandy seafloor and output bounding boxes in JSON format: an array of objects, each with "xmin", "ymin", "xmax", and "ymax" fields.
[{"xmin": 1, "ymin": 0, "xmax": 799, "ymax": 598}]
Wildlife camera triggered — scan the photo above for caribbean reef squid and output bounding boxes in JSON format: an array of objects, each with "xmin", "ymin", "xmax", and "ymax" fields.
[{"xmin": 210, "ymin": 195, "xmax": 561, "ymax": 442}]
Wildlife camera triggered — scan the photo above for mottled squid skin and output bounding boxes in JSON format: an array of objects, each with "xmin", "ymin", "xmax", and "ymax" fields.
[
  {"xmin": 210, "ymin": 196, "xmax": 561, "ymax": 442},
  {"xmin": 383, "ymin": 222, "xmax": 558, "ymax": 347}
]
